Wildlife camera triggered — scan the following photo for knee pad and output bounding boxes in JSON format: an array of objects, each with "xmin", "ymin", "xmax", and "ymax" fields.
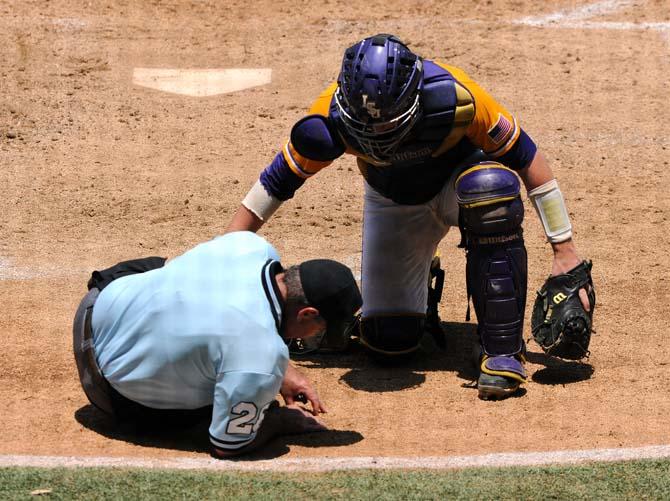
[
  {"xmin": 456, "ymin": 162, "xmax": 524, "ymax": 238},
  {"xmin": 456, "ymin": 163, "xmax": 527, "ymax": 356},
  {"xmin": 359, "ymin": 315, "xmax": 425, "ymax": 357}
]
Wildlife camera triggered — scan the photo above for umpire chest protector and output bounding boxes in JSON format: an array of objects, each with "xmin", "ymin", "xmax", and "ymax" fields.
[{"xmin": 329, "ymin": 61, "xmax": 478, "ymax": 204}]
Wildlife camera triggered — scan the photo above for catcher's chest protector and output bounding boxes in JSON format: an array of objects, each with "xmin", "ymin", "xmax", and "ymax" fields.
[{"xmin": 456, "ymin": 163, "xmax": 527, "ymax": 356}]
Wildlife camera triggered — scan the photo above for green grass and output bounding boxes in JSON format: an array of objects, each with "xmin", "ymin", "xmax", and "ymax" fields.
[{"xmin": 2, "ymin": 459, "xmax": 670, "ymax": 500}]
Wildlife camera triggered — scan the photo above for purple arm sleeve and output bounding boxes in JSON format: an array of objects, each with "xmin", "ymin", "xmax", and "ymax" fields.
[
  {"xmin": 259, "ymin": 152, "xmax": 306, "ymax": 201},
  {"xmin": 496, "ymin": 128, "xmax": 538, "ymax": 170}
]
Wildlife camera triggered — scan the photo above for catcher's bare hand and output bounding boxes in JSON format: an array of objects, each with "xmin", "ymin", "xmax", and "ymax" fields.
[{"xmin": 280, "ymin": 364, "xmax": 327, "ymax": 415}]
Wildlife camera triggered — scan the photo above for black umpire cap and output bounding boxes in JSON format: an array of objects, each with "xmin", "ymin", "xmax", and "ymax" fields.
[{"xmin": 299, "ymin": 259, "xmax": 362, "ymax": 338}]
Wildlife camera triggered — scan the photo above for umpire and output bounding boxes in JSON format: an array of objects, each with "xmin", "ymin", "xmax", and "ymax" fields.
[{"xmin": 73, "ymin": 231, "xmax": 361, "ymax": 457}]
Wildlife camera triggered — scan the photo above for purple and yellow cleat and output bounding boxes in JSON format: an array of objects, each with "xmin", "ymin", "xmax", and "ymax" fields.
[{"xmin": 477, "ymin": 352, "xmax": 527, "ymax": 400}]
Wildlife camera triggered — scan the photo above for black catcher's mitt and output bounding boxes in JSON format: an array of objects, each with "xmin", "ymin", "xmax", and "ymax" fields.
[{"xmin": 531, "ymin": 260, "xmax": 596, "ymax": 359}]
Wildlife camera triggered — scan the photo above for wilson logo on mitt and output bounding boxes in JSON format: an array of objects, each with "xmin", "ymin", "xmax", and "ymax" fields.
[{"xmin": 531, "ymin": 260, "xmax": 596, "ymax": 360}]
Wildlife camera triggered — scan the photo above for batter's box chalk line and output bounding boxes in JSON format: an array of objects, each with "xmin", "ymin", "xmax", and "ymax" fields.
[
  {"xmin": 512, "ymin": 0, "xmax": 670, "ymax": 35},
  {"xmin": 0, "ymin": 256, "xmax": 85, "ymax": 280}
]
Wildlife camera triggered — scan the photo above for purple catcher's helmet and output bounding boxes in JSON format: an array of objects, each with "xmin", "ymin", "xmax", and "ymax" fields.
[{"xmin": 334, "ymin": 34, "xmax": 423, "ymax": 162}]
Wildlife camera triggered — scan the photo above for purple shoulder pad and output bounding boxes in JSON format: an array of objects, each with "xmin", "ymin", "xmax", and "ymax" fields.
[{"xmin": 290, "ymin": 114, "xmax": 345, "ymax": 162}]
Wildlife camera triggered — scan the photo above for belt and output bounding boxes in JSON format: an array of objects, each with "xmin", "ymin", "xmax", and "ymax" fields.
[{"xmin": 79, "ymin": 303, "xmax": 117, "ymax": 415}]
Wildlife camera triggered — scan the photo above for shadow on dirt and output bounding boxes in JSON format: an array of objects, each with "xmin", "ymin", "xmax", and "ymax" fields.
[
  {"xmin": 295, "ymin": 321, "xmax": 595, "ymax": 392},
  {"xmin": 242, "ymin": 430, "xmax": 365, "ymax": 461},
  {"xmin": 525, "ymin": 351, "xmax": 595, "ymax": 385},
  {"xmin": 75, "ymin": 404, "xmax": 363, "ymax": 460},
  {"xmin": 293, "ymin": 321, "xmax": 481, "ymax": 393},
  {"xmin": 75, "ymin": 404, "xmax": 212, "ymax": 454}
]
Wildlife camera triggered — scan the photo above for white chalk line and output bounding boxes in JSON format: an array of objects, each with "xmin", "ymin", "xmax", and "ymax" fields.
[
  {"xmin": 2, "ymin": 445, "xmax": 670, "ymax": 472},
  {"xmin": 0, "ymin": 256, "xmax": 48, "ymax": 280},
  {"xmin": 516, "ymin": 0, "xmax": 636, "ymax": 25},
  {"xmin": 513, "ymin": 0, "xmax": 670, "ymax": 33},
  {"xmin": 516, "ymin": 18, "xmax": 670, "ymax": 32},
  {"xmin": 342, "ymin": 253, "xmax": 362, "ymax": 281},
  {"xmin": 0, "ymin": 256, "xmax": 87, "ymax": 281}
]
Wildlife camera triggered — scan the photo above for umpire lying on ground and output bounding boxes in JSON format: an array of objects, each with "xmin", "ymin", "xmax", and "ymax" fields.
[{"xmin": 73, "ymin": 231, "xmax": 361, "ymax": 457}]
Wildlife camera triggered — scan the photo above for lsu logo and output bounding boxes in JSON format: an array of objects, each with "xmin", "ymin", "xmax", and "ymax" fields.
[
  {"xmin": 553, "ymin": 292, "xmax": 567, "ymax": 304},
  {"xmin": 362, "ymin": 94, "xmax": 381, "ymax": 119}
]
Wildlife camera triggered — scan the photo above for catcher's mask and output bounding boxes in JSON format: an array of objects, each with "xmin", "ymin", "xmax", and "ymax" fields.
[{"xmin": 334, "ymin": 33, "xmax": 423, "ymax": 163}]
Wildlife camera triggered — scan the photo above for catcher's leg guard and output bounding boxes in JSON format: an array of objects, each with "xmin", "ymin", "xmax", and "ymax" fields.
[
  {"xmin": 359, "ymin": 315, "xmax": 425, "ymax": 358},
  {"xmin": 456, "ymin": 162, "xmax": 528, "ymax": 399}
]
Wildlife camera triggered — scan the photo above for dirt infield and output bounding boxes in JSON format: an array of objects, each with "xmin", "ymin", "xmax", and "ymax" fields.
[{"xmin": 1, "ymin": 0, "xmax": 669, "ymax": 461}]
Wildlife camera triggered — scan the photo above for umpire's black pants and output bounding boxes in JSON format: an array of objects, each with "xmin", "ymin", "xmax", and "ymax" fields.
[{"xmin": 73, "ymin": 288, "xmax": 211, "ymax": 427}]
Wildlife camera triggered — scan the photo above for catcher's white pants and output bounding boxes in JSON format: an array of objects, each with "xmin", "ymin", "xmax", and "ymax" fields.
[{"xmin": 361, "ymin": 168, "xmax": 463, "ymax": 317}]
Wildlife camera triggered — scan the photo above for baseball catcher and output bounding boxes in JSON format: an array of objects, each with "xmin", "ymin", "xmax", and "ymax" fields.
[
  {"xmin": 531, "ymin": 260, "xmax": 596, "ymax": 359},
  {"xmin": 226, "ymin": 33, "xmax": 596, "ymax": 400}
]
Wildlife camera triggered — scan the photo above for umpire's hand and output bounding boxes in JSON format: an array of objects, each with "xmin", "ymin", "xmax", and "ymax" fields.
[{"xmin": 280, "ymin": 363, "xmax": 327, "ymax": 415}]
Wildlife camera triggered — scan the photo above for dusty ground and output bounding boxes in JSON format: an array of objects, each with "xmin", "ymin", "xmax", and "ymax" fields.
[{"xmin": 1, "ymin": 0, "xmax": 669, "ymax": 460}]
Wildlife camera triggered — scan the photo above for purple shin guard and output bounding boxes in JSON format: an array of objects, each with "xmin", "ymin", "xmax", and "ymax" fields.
[
  {"xmin": 468, "ymin": 244, "xmax": 527, "ymax": 356},
  {"xmin": 457, "ymin": 163, "xmax": 528, "ymax": 357}
]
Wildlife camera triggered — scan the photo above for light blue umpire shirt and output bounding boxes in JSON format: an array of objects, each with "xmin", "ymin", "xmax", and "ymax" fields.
[{"xmin": 91, "ymin": 231, "xmax": 289, "ymax": 451}]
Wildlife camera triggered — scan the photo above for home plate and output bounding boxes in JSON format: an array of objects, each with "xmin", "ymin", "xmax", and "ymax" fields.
[{"xmin": 132, "ymin": 68, "xmax": 272, "ymax": 97}]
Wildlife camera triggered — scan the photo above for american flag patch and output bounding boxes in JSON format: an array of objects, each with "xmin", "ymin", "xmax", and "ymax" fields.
[{"xmin": 487, "ymin": 114, "xmax": 513, "ymax": 144}]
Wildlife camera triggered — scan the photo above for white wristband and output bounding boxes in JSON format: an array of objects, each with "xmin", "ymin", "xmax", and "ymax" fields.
[
  {"xmin": 242, "ymin": 180, "xmax": 283, "ymax": 222},
  {"xmin": 528, "ymin": 179, "xmax": 573, "ymax": 243}
]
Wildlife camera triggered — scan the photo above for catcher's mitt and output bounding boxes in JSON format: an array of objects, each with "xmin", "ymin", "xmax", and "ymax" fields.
[{"xmin": 531, "ymin": 260, "xmax": 596, "ymax": 359}]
